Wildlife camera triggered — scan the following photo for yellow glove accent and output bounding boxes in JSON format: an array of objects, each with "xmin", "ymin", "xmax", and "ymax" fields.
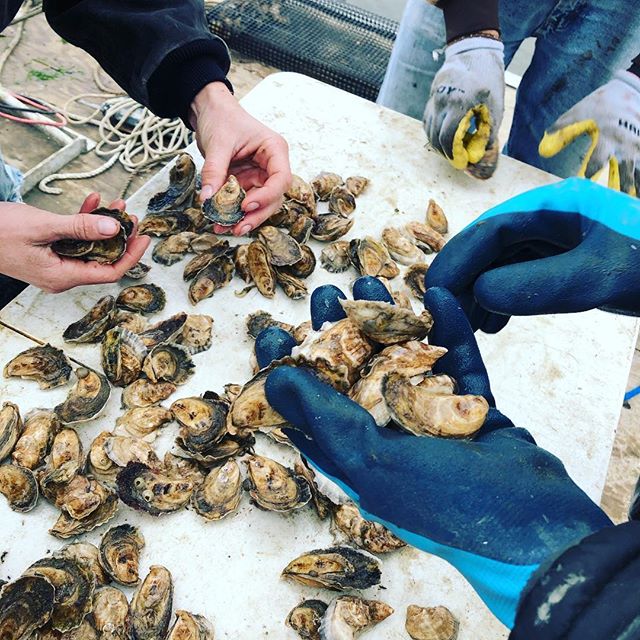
[{"xmin": 451, "ymin": 104, "xmax": 491, "ymax": 170}]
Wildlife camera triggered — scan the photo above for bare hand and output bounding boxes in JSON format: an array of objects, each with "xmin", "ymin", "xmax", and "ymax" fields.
[
  {"xmin": 0, "ymin": 193, "xmax": 150, "ymax": 294},
  {"xmin": 190, "ymin": 82, "xmax": 292, "ymax": 236}
]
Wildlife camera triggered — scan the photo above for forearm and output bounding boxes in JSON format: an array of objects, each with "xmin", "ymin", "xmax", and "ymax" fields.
[{"xmin": 427, "ymin": 0, "xmax": 500, "ymax": 43}]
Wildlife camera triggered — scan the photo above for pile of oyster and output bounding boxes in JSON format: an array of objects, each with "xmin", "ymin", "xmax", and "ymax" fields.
[{"xmin": 0, "ymin": 523, "xmax": 214, "ymax": 639}]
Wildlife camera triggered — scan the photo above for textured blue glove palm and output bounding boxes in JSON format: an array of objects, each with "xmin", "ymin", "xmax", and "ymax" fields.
[
  {"xmin": 424, "ymin": 178, "xmax": 640, "ymax": 333},
  {"xmin": 263, "ymin": 281, "xmax": 612, "ymax": 629}
]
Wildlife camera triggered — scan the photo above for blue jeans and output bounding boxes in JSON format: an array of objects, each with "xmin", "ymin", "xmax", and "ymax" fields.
[
  {"xmin": 378, "ymin": 0, "xmax": 640, "ymax": 178},
  {"xmin": 0, "ymin": 151, "xmax": 22, "ymax": 203}
]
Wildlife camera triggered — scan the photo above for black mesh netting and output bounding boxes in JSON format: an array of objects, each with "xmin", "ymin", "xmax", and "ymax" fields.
[{"xmin": 206, "ymin": 0, "xmax": 398, "ymax": 101}]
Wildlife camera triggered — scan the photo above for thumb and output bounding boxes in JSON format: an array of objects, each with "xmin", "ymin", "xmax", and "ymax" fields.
[
  {"xmin": 48, "ymin": 212, "xmax": 120, "ymax": 242},
  {"xmin": 200, "ymin": 145, "xmax": 234, "ymax": 201}
]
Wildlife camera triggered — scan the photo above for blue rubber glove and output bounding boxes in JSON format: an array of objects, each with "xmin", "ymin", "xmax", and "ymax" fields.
[
  {"xmin": 263, "ymin": 284, "xmax": 612, "ymax": 629},
  {"xmin": 424, "ymin": 178, "xmax": 640, "ymax": 333}
]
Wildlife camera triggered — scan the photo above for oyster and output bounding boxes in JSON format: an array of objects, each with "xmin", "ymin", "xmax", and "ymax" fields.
[
  {"xmin": 117, "ymin": 462, "xmax": 194, "ymax": 515},
  {"xmin": 174, "ymin": 314, "xmax": 213, "ymax": 354},
  {"xmin": 405, "ymin": 221, "xmax": 446, "ymax": 253},
  {"xmin": 116, "ymin": 284, "xmax": 166, "ymax": 315},
  {"xmin": 192, "ymin": 458, "xmax": 242, "ymax": 520},
  {"xmin": 466, "ymin": 141, "xmax": 499, "ymax": 180},
  {"xmin": 289, "ymin": 216, "xmax": 315, "ymax": 244},
  {"xmin": 286, "ymin": 175, "xmax": 316, "ymax": 215},
  {"xmin": 275, "ymin": 269, "xmax": 308, "ymax": 299},
  {"xmin": 286, "ymin": 600, "xmax": 328, "ymax": 640},
  {"xmin": 142, "ymin": 343, "xmax": 194, "ymax": 385},
  {"xmin": 0, "ymin": 463, "xmax": 38, "ymax": 511},
  {"xmin": 47, "ymin": 427, "xmax": 83, "ymax": 477},
  {"xmin": 404, "ymin": 263, "xmax": 429, "ymax": 301},
  {"xmin": 406, "ymin": 605, "xmax": 459, "ymax": 640},
  {"xmin": 63, "ymin": 295, "xmax": 116, "ymax": 343},
  {"xmin": 104, "ymin": 435, "xmax": 161, "ymax": 470},
  {"xmin": 381, "ymin": 228, "xmax": 425, "ymax": 265},
  {"xmin": 36, "ymin": 618, "xmax": 98, "ymax": 639},
  {"xmin": 333, "ymin": 502, "xmax": 405, "ymax": 553},
  {"xmin": 328, "ymin": 186, "xmax": 356, "ymax": 217},
  {"xmin": 101, "ymin": 327, "xmax": 148, "ymax": 387},
  {"xmin": 180, "ymin": 432, "xmax": 254, "ymax": 466},
  {"xmin": 320, "ymin": 596, "xmax": 393, "ymax": 640},
  {"xmin": 202, "ymin": 175, "xmax": 245, "ymax": 225},
  {"xmin": 293, "ymin": 320, "xmax": 312, "ymax": 344},
  {"xmin": 426, "ymin": 199, "xmax": 448, "ymax": 235},
  {"xmin": 49, "ymin": 492, "xmax": 118, "ymax": 539},
  {"xmin": 311, "ymin": 172, "xmax": 343, "ymax": 200},
  {"xmin": 188, "ymin": 252, "xmax": 235, "ymax": 305},
  {"xmin": 286, "ymin": 244, "xmax": 316, "ymax": 278},
  {"xmin": 246, "ymin": 240, "xmax": 276, "ymax": 298},
  {"xmin": 244, "ymin": 454, "xmax": 311, "ymax": 512},
  {"xmin": 345, "ymin": 176, "xmax": 369, "ymax": 196},
  {"xmin": 124, "ymin": 262, "xmax": 151, "ymax": 280},
  {"xmin": 282, "ymin": 547, "xmax": 381, "ymax": 590},
  {"xmin": 382, "ymin": 373, "xmax": 488, "ymax": 437},
  {"xmin": 99, "ymin": 524, "xmax": 145, "ymax": 586},
  {"xmin": 172, "ymin": 396, "xmax": 228, "ymax": 454},
  {"xmin": 139, "ymin": 313, "xmax": 188, "ymax": 348},
  {"xmin": 352, "ymin": 237, "xmax": 399, "ymax": 278},
  {"xmin": 0, "ymin": 576, "xmax": 55, "ymax": 639},
  {"xmin": 152, "ymin": 232, "xmax": 197, "ymax": 266},
  {"xmin": 147, "ymin": 153, "xmax": 196, "ymax": 213},
  {"xmin": 183, "ymin": 206, "xmax": 209, "ymax": 232},
  {"xmin": 25, "ymin": 556, "xmax": 95, "ymax": 632},
  {"xmin": 93, "ymin": 587, "xmax": 131, "ymax": 639},
  {"xmin": 87, "ymin": 431, "xmax": 118, "ymax": 483},
  {"xmin": 111, "ymin": 310, "xmax": 148, "ymax": 334},
  {"xmin": 0, "ymin": 402, "xmax": 22, "ymax": 462},
  {"xmin": 270, "ymin": 202, "xmax": 299, "ymax": 228},
  {"xmin": 229, "ymin": 369, "xmax": 287, "ymax": 433},
  {"xmin": 166, "ymin": 611, "xmax": 215, "ymax": 640},
  {"xmin": 258, "ymin": 225, "xmax": 303, "ymax": 266},
  {"xmin": 183, "ymin": 252, "xmax": 217, "ymax": 282},
  {"xmin": 233, "ymin": 244, "xmax": 252, "ymax": 283},
  {"xmin": 121, "ymin": 379, "xmax": 176, "ymax": 409},
  {"xmin": 115, "ymin": 406, "xmax": 174, "ymax": 441},
  {"xmin": 246, "ymin": 310, "xmax": 294, "ymax": 339},
  {"xmin": 340, "ymin": 299, "xmax": 433, "ymax": 345},
  {"xmin": 138, "ymin": 211, "xmax": 192, "ymax": 237},
  {"xmin": 4, "ymin": 344, "xmax": 71, "ymax": 390},
  {"xmin": 163, "ymin": 451, "xmax": 205, "ymax": 482},
  {"xmin": 130, "ymin": 566, "xmax": 173, "ymax": 640},
  {"xmin": 320, "ymin": 241, "xmax": 352, "ymax": 273},
  {"xmin": 189, "ymin": 233, "xmax": 228, "ymax": 254},
  {"xmin": 49, "ymin": 474, "xmax": 113, "ymax": 520},
  {"xmin": 311, "ymin": 214, "xmax": 354, "ymax": 242},
  {"xmin": 295, "ymin": 457, "xmax": 332, "ymax": 520},
  {"xmin": 54, "ymin": 367, "xmax": 110, "ymax": 424},
  {"xmin": 58, "ymin": 542, "xmax": 110, "ymax": 587}
]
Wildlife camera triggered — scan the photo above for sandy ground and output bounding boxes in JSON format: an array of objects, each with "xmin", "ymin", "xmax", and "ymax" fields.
[{"xmin": 0, "ymin": 10, "xmax": 638, "ymax": 522}]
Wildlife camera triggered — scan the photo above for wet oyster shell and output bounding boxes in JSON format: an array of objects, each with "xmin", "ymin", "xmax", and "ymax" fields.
[
  {"xmin": 353, "ymin": 236, "xmax": 399, "ymax": 278},
  {"xmin": 246, "ymin": 310, "xmax": 294, "ymax": 339},
  {"xmin": 275, "ymin": 269, "xmax": 308, "ymax": 299},
  {"xmin": 192, "ymin": 458, "xmax": 242, "ymax": 520},
  {"xmin": 104, "ymin": 435, "xmax": 161, "ymax": 470},
  {"xmin": 244, "ymin": 454, "xmax": 311, "ymax": 512},
  {"xmin": 233, "ymin": 244, "xmax": 252, "ymax": 283},
  {"xmin": 188, "ymin": 252, "xmax": 235, "ymax": 305},
  {"xmin": 130, "ymin": 566, "xmax": 173, "ymax": 640},
  {"xmin": 0, "ymin": 576, "xmax": 55, "ymax": 638},
  {"xmin": 295, "ymin": 457, "xmax": 332, "ymax": 520},
  {"xmin": 320, "ymin": 596, "xmax": 393, "ymax": 640},
  {"xmin": 87, "ymin": 431, "xmax": 118, "ymax": 483},
  {"xmin": 0, "ymin": 401, "xmax": 22, "ymax": 463},
  {"xmin": 282, "ymin": 546, "xmax": 381, "ymax": 591},
  {"xmin": 93, "ymin": 586, "xmax": 131, "ymax": 639},
  {"xmin": 289, "ymin": 216, "xmax": 315, "ymax": 245},
  {"xmin": 152, "ymin": 232, "xmax": 197, "ymax": 266},
  {"xmin": 99, "ymin": 524, "xmax": 145, "ymax": 586},
  {"xmin": 166, "ymin": 610, "xmax": 215, "ymax": 640},
  {"xmin": 404, "ymin": 263, "xmax": 429, "ymax": 301},
  {"xmin": 139, "ymin": 312, "xmax": 188, "ymax": 348},
  {"xmin": 138, "ymin": 211, "xmax": 192, "ymax": 237},
  {"xmin": 311, "ymin": 172, "xmax": 343, "ymax": 200},
  {"xmin": 49, "ymin": 474, "xmax": 113, "ymax": 520},
  {"xmin": 121, "ymin": 379, "xmax": 177, "ymax": 409},
  {"xmin": 102, "ymin": 327, "xmax": 148, "ymax": 387},
  {"xmin": 47, "ymin": 427, "xmax": 83, "ymax": 476},
  {"xmin": 405, "ymin": 221, "xmax": 446, "ymax": 253},
  {"xmin": 183, "ymin": 250, "xmax": 223, "ymax": 282},
  {"xmin": 270, "ymin": 201, "xmax": 299, "ymax": 228},
  {"xmin": 333, "ymin": 502, "xmax": 405, "ymax": 554},
  {"xmin": 54, "ymin": 367, "xmax": 110, "ymax": 424},
  {"xmin": 381, "ymin": 227, "xmax": 425, "ymax": 266},
  {"xmin": 117, "ymin": 462, "xmax": 194, "ymax": 516},
  {"xmin": 426, "ymin": 199, "xmax": 448, "ymax": 235},
  {"xmin": 115, "ymin": 406, "xmax": 174, "ymax": 441},
  {"xmin": 35, "ymin": 617, "xmax": 98, "ymax": 639},
  {"xmin": 174, "ymin": 314, "xmax": 213, "ymax": 354},
  {"xmin": 202, "ymin": 175, "xmax": 245, "ymax": 225},
  {"xmin": 382, "ymin": 373, "xmax": 488, "ymax": 438},
  {"xmin": 123, "ymin": 262, "xmax": 151, "ymax": 280},
  {"xmin": 247, "ymin": 240, "xmax": 276, "ymax": 298},
  {"xmin": 286, "ymin": 244, "xmax": 316, "ymax": 278},
  {"xmin": 178, "ymin": 432, "xmax": 255, "ymax": 466},
  {"xmin": 345, "ymin": 176, "xmax": 369, "ymax": 197},
  {"xmin": 116, "ymin": 284, "xmax": 166, "ymax": 315},
  {"xmin": 328, "ymin": 186, "xmax": 356, "ymax": 217},
  {"xmin": 63, "ymin": 295, "xmax": 116, "ymax": 343},
  {"xmin": 320, "ymin": 240, "xmax": 352, "ymax": 273},
  {"xmin": 293, "ymin": 320, "xmax": 312, "ymax": 344},
  {"xmin": 189, "ymin": 233, "xmax": 229, "ymax": 254},
  {"xmin": 0, "ymin": 463, "xmax": 38, "ymax": 512},
  {"xmin": 286, "ymin": 599, "xmax": 328, "ymax": 640},
  {"xmin": 172, "ymin": 396, "xmax": 228, "ymax": 454},
  {"xmin": 163, "ymin": 452, "xmax": 206, "ymax": 487},
  {"xmin": 49, "ymin": 491, "xmax": 118, "ymax": 539},
  {"xmin": 311, "ymin": 214, "xmax": 354, "ymax": 242},
  {"xmin": 258, "ymin": 225, "xmax": 303, "ymax": 266},
  {"xmin": 147, "ymin": 153, "xmax": 196, "ymax": 213},
  {"xmin": 111, "ymin": 310, "xmax": 148, "ymax": 334},
  {"xmin": 406, "ymin": 605, "xmax": 459, "ymax": 640},
  {"xmin": 58, "ymin": 542, "xmax": 110, "ymax": 587},
  {"xmin": 286, "ymin": 175, "xmax": 316, "ymax": 215},
  {"xmin": 4, "ymin": 344, "xmax": 71, "ymax": 390},
  {"xmin": 142, "ymin": 343, "xmax": 194, "ymax": 385}
]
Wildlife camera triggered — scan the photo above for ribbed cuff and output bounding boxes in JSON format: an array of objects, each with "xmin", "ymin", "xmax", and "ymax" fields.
[
  {"xmin": 440, "ymin": 0, "xmax": 500, "ymax": 42},
  {"xmin": 147, "ymin": 38, "xmax": 233, "ymax": 123},
  {"xmin": 628, "ymin": 53, "xmax": 640, "ymax": 78}
]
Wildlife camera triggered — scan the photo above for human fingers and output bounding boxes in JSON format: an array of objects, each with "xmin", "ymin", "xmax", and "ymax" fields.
[
  {"xmin": 309, "ymin": 285, "xmax": 347, "ymax": 329},
  {"xmin": 79, "ymin": 192, "xmax": 101, "ymax": 213},
  {"xmin": 255, "ymin": 326, "xmax": 296, "ymax": 369},
  {"xmin": 199, "ymin": 142, "xmax": 234, "ymax": 202},
  {"xmin": 107, "ymin": 198, "xmax": 127, "ymax": 211},
  {"xmin": 41, "ymin": 211, "xmax": 121, "ymax": 244}
]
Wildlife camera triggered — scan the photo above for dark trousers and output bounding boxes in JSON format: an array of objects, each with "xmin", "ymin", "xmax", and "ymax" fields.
[{"xmin": 0, "ymin": 274, "xmax": 27, "ymax": 309}]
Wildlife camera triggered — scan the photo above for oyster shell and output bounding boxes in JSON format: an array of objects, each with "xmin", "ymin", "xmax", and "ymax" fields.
[
  {"xmin": 352, "ymin": 237, "xmax": 399, "ymax": 278},
  {"xmin": 282, "ymin": 547, "xmax": 381, "ymax": 590},
  {"xmin": 286, "ymin": 244, "xmax": 316, "ymax": 278},
  {"xmin": 99, "ymin": 524, "xmax": 145, "ymax": 586},
  {"xmin": 247, "ymin": 240, "xmax": 276, "ymax": 298},
  {"xmin": 289, "ymin": 216, "xmax": 315, "ymax": 244},
  {"xmin": 189, "ymin": 233, "xmax": 228, "ymax": 254},
  {"xmin": 320, "ymin": 241, "xmax": 352, "ymax": 273},
  {"xmin": 328, "ymin": 186, "xmax": 356, "ymax": 217},
  {"xmin": 405, "ymin": 221, "xmax": 446, "ymax": 252},
  {"xmin": 111, "ymin": 310, "xmax": 148, "ymax": 334},
  {"xmin": 117, "ymin": 462, "xmax": 194, "ymax": 515},
  {"xmin": 58, "ymin": 542, "xmax": 110, "ymax": 587},
  {"xmin": 202, "ymin": 175, "xmax": 245, "ymax": 225},
  {"xmin": 382, "ymin": 373, "xmax": 488, "ymax": 437},
  {"xmin": 345, "ymin": 176, "xmax": 369, "ymax": 196},
  {"xmin": 406, "ymin": 605, "xmax": 459, "ymax": 640},
  {"xmin": 244, "ymin": 454, "xmax": 311, "ymax": 512},
  {"xmin": 381, "ymin": 228, "xmax": 425, "ymax": 265},
  {"xmin": 286, "ymin": 600, "xmax": 328, "ymax": 640},
  {"xmin": 426, "ymin": 199, "xmax": 448, "ymax": 235},
  {"xmin": 320, "ymin": 596, "xmax": 393, "ymax": 640},
  {"xmin": 35, "ymin": 618, "xmax": 98, "ymax": 639},
  {"xmin": 293, "ymin": 320, "xmax": 312, "ymax": 344},
  {"xmin": 87, "ymin": 431, "xmax": 118, "ymax": 484},
  {"xmin": 258, "ymin": 225, "xmax": 303, "ymax": 266},
  {"xmin": 188, "ymin": 252, "xmax": 235, "ymax": 305},
  {"xmin": 286, "ymin": 175, "xmax": 317, "ymax": 215},
  {"xmin": 333, "ymin": 502, "xmax": 405, "ymax": 553},
  {"xmin": 311, "ymin": 214, "xmax": 354, "ymax": 242},
  {"xmin": 466, "ymin": 141, "xmax": 499, "ymax": 180},
  {"xmin": 116, "ymin": 284, "xmax": 166, "ymax": 315},
  {"xmin": 47, "ymin": 427, "xmax": 83, "ymax": 476},
  {"xmin": 295, "ymin": 457, "xmax": 332, "ymax": 520},
  {"xmin": 54, "ymin": 367, "xmax": 110, "ymax": 424},
  {"xmin": 340, "ymin": 299, "xmax": 433, "ymax": 345},
  {"xmin": 0, "ymin": 402, "xmax": 22, "ymax": 463},
  {"xmin": 115, "ymin": 406, "xmax": 174, "ymax": 441},
  {"xmin": 147, "ymin": 153, "xmax": 196, "ymax": 213},
  {"xmin": 275, "ymin": 269, "xmax": 308, "ymax": 299},
  {"xmin": 246, "ymin": 310, "xmax": 294, "ymax": 339},
  {"xmin": 93, "ymin": 587, "xmax": 131, "ymax": 639},
  {"xmin": 311, "ymin": 172, "xmax": 343, "ymax": 200},
  {"xmin": 0, "ymin": 576, "xmax": 55, "ymax": 638},
  {"xmin": 183, "ymin": 244, "xmax": 233, "ymax": 282},
  {"xmin": 49, "ymin": 474, "xmax": 113, "ymax": 520},
  {"xmin": 121, "ymin": 379, "xmax": 177, "ymax": 409},
  {"xmin": 270, "ymin": 201, "xmax": 299, "ymax": 228},
  {"xmin": 192, "ymin": 458, "xmax": 242, "ymax": 520},
  {"xmin": 101, "ymin": 327, "xmax": 148, "ymax": 387},
  {"xmin": 63, "ymin": 295, "xmax": 116, "ymax": 343},
  {"xmin": 172, "ymin": 396, "xmax": 228, "ymax": 454},
  {"xmin": 0, "ymin": 463, "xmax": 38, "ymax": 511},
  {"xmin": 130, "ymin": 566, "xmax": 173, "ymax": 640},
  {"xmin": 124, "ymin": 262, "xmax": 151, "ymax": 280},
  {"xmin": 163, "ymin": 453, "xmax": 206, "ymax": 487},
  {"xmin": 139, "ymin": 313, "xmax": 188, "ymax": 348},
  {"xmin": 179, "ymin": 432, "xmax": 255, "ymax": 466},
  {"xmin": 104, "ymin": 435, "xmax": 161, "ymax": 470},
  {"xmin": 174, "ymin": 314, "xmax": 213, "ymax": 354},
  {"xmin": 49, "ymin": 492, "xmax": 118, "ymax": 539},
  {"xmin": 404, "ymin": 263, "xmax": 429, "ymax": 301},
  {"xmin": 152, "ymin": 232, "xmax": 197, "ymax": 266},
  {"xmin": 142, "ymin": 343, "xmax": 194, "ymax": 385},
  {"xmin": 233, "ymin": 244, "xmax": 252, "ymax": 283},
  {"xmin": 4, "ymin": 344, "xmax": 71, "ymax": 390},
  {"xmin": 24, "ymin": 556, "xmax": 95, "ymax": 633},
  {"xmin": 166, "ymin": 611, "xmax": 215, "ymax": 640},
  {"xmin": 138, "ymin": 211, "xmax": 192, "ymax": 237},
  {"xmin": 183, "ymin": 206, "xmax": 209, "ymax": 232}
]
